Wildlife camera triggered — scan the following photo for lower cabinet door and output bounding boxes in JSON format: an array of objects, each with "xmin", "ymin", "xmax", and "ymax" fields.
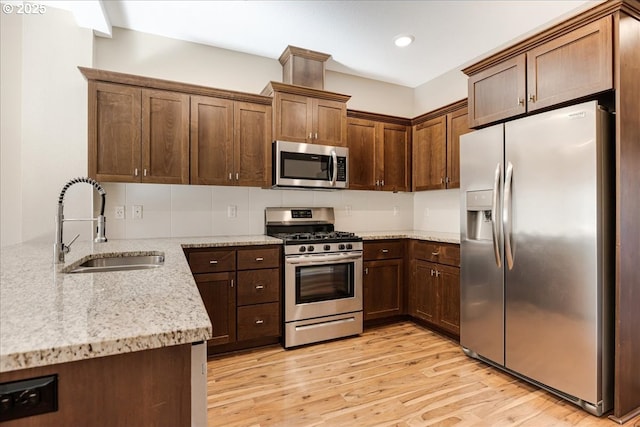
[
  {"xmin": 363, "ymin": 259, "xmax": 403, "ymax": 320},
  {"xmin": 237, "ymin": 302, "xmax": 280, "ymax": 341},
  {"xmin": 412, "ymin": 260, "xmax": 439, "ymax": 324},
  {"xmin": 438, "ymin": 265, "xmax": 460, "ymax": 335},
  {"xmin": 195, "ymin": 272, "xmax": 236, "ymax": 346}
]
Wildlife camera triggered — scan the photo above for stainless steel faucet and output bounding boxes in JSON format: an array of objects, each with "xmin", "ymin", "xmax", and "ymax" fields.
[{"xmin": 54, "ymin": 177, "xmax": 107, "ymax": 264}]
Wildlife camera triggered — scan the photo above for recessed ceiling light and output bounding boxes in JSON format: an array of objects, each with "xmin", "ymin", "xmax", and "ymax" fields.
[{"xmin": 394, "ymin": 34, "xmax": 414, "ymax": 47}]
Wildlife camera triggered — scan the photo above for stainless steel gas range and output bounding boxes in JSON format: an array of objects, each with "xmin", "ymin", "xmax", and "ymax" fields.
[{"xmin": 265, "ymin": 207, "xmax": 363, "ymax": 348}]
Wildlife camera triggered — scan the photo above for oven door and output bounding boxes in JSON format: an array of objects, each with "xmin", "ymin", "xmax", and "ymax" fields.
[{"xmin": 284, "ymin": 252, "xmax": 362, "ymax": 322}]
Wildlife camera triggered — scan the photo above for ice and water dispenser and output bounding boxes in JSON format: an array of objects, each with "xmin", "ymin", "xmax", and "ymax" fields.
[{"xmin": 466, "ymin": 190, "xmax": 494, "ymax": 241}]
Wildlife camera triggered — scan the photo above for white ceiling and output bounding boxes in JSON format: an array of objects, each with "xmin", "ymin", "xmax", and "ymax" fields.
[{"xmin": 45, "ymin": 0, "xmax": 600, "ymax": 88}]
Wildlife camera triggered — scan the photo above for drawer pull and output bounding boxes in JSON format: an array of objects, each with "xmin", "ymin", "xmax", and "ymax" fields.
[
  {"xmin": 255, "ymin": 257, "xmax": 264, "ymax": 262},
  {"xmin": 209, "ymin": 260, "xmax": 218, "ymax": 264},
  {"xmin": 255, "ymin": 319, "xmax": 264, "ymax": 325},
  {"xmin": 381, "ymin": 249, "xmax": 389, "ymax": 253},
  {"xmin": 431, "ymin": 251, "xmax": 440, "ymax": 256},
  {"xmin": 255, "ymin": 284, "xmax": 264, "ymax": 290}
]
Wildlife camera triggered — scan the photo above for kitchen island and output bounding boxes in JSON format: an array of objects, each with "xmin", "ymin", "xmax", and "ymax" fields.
[{"xmin": 0, "ymin": 235, "xmax": 280, "ymax": 426}]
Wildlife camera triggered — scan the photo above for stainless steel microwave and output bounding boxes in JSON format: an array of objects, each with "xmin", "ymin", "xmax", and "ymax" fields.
[{"xmin": 273, "ymin": 141, "xmax": 348, "ymax": 189}]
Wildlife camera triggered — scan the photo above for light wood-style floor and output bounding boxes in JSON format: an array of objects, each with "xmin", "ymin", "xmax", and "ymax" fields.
[{"xmin": 207, "ymin": 322, "xmax": 640, "ymax": 427}]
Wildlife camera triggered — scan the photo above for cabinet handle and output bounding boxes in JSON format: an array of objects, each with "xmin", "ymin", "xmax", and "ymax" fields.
[
  {"xmin": 431, "ymin": 251, "xmax": 440, "ymax": 256},
  {"xmin": 375, "ymin": 180, "xmax": 380, "ymax": 186},
  {"xmin": 230, "ymin": 279, "xmax": 234, "ymax": 288},
  {"xmin": 314, "ymin": 132, "xmax": 318, "ymax": 139},
  {"xmin": 209, "ymin": 260, "xmax": 218, "ymax": 264},
  {"xmin": 445, "ymin": 177, "xmax": 449, "ymax": 184},
  {"xmin": 381, "ymin": 180, "xmax": 384, "ymax": 186},
  {"xmin": 143, "ymin": 169, "xmax": 147, "ymax": 177},
  {"xmin": 309, "ymin": 132, "xmax": 313, "ymax": 139},
  {"xmin": 134, "ymin": 168, "xmax": 139, "ymax": 177},
  {"xmin": 381, "ymin": 249, "xmax": 389, "ymax": 253},
  {"xmin": 436, "ymin": 270, "xmax": 441, "ymax": 277},
  {"xmin": 517, "ymin": 97, "xmax": 524, "ymax": 106},
  {"xmin": 430, "ymin": 269, "xmax": 435, "ymax": 276},
  {"xmin": 364, "ymin": 267, "xmax": 369, "ymax": 275},
  {"xmin": 255, "ymin": 257, "xmax": 264, "ymax": 262},
  {"xmin": 235, "ymin": 172, "xmax": 239, "ymax": 181},
  {"xmin": 228, "ymin": 173, "xmax": 232, "ymax": 180},
  {"xmin": 255, "ymin": 319, "xmax": 264, "ymax": 325},
  {"xmin": 440, "ymin": 177, "xmax": 444, "ymax": 184},
  {"xmin": 528, "ymin": 93, "xmax": 536, "ymax": 103},
  {"xmin": 255, "ymin": 284, "xmax": 264, "ymax": 290}
]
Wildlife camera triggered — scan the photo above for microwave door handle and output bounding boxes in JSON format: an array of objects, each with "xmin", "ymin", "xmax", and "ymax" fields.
[{"xmin": 330, "ymin": 150, "xmax": 338, "ymax": 186}]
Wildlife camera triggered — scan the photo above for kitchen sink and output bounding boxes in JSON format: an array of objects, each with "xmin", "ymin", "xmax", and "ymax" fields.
[{"xmin": 64, "ymin": 252, "xmax": 165, "ymax": 273}]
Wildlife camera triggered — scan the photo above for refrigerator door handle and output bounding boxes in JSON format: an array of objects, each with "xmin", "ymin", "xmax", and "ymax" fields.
[
  {"xmin": 492, "ymin": 163, "xmax": 502, "ymax": 268},
  {"xmin": 503, "ymin": 161, "xmax": 514, "ymax": 270}
]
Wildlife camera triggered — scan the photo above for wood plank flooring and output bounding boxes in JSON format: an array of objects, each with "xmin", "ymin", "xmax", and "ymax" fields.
[{"xmin": 207, "ymin": 322, "xmax": 640, "ymax": 426}]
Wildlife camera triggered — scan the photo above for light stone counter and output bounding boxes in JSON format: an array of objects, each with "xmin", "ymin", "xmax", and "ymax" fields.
[
  {"xmin": 358, "ymin": 230, "xmax": 460, "ymax": 244},
  {"xmin": 0, "ymin": 235, "xmax": 282, "ymax": 372}
]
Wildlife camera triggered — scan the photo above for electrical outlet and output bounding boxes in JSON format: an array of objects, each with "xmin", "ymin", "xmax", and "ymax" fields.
[
  {"xmin": 227, "ymin": 205, "xmax": 237, "ymax": 218},
  {"xmin": 132, "ymin": 205, "xmax": 143, "ymax": 220},
  {"xmin": 114, "ymin": 206, "xmax": 125, "ymax": 219}
]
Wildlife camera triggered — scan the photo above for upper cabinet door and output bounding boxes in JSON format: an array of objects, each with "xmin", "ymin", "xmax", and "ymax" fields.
[
  {"xmin": 234, "ymin": 102, "xmax": 272, "ymax": 187},
  {"xmin": 526, "ymin": 16, "xmax": 613, "ymax": 112},
  {"xmin": 190, "ymin": 95, "xmax": 234, "ymax": 186},
  {"xmin": 274, "ymin": 92, "xmax": 310, "ymax": 143},
  {"xmin": 314, "ymin": 98, "xmax": 347, "ymax": 147},
  {"xmin": 446, "ymin": 107, "xmax": 471, "ymax": 189},
  {"xmin": 89, "ymin": 82, "xmax": 142, "ymax": 182},
  {"xmin": 468, "ymin": 54, "xmax": 526, "ymax": 128},
  {"xmin": 141, "ymin": 89, "xmax": 190, "ymax": 184},
  {"xmin": 347, "ymin": 117, "xmax": 377, "ymax": 190},
  {"xmin": 413, "ymin": 116, "xmax": 446, "ymax": 191},
  {"xmin": 380, "ymin": 123, "xmax": 410, "ymax": 192}
]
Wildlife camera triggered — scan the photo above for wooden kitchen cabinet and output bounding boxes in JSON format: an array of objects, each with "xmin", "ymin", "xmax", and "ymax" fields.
[
  {"xmin": 185, "ymin": 245, "xmax": 281, "ymax": 354},
  {"xmin": 412, "ymin": 100, "xmax": 470, "ymax": 191},
  {"xmin": 347, "ymin": 112, "xmax": 411, "ymax": 192},
  {"xmin": 410, "ymin": 240, "xmax": 460, "ymax": 338},
  {"xmin": 363, "ymin": 240, "xmax": 405, "ymax": 322},
  {"xmin": 88, "ymin": 81, "xmax": 189, "ymax": 184},
  {"xmin": 190, "ymin": 95, "xmax": 272, "ymax": 187},
  {"xmin": 262, "ymin": 81, "xmax": 350, "ymax": 147},
  {"xmin": 466, "ymin": 16, "xmax": 613, "ymax": 127}
]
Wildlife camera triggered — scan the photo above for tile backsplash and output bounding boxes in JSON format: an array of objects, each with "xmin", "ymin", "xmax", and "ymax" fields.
[{"xmin": 100, "ymin": 183, "xmax": 417, "ymax": 240}]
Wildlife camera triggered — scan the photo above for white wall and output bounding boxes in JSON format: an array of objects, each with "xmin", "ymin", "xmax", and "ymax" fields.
[
  {"xmin": 1, "ymin": 11, "xmax": 23, "ymax": 247},
  {"xmin": 1, "ymin": 7, "xmax": 94, "ymax": 247}
]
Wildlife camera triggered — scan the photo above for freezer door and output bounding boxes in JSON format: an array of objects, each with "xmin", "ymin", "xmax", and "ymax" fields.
[
  {"xmin": 460, "ymin": 124, "xmax": 505, "ymax": 365},
  {"xmin": 504, "ymin": 101, "xmax": 609, "ymax": 406}
]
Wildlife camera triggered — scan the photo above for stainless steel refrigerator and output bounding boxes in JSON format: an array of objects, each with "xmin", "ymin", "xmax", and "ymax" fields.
[{"xmin": 459, "ymin": 100, "xmax": 613, "ymax": 416}]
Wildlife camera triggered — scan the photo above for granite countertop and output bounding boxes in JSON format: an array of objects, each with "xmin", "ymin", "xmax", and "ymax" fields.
[
  {"xmin": 0, "ymin": 235, "xmax": 282, "ymax": 373},
  {"xmin": 358, "ymin": 230, "xmax": 460, "ymax": 244}
]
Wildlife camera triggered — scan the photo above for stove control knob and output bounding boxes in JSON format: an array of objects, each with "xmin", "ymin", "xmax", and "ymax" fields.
[
  {"xmin": 308, "ymin": 246, "xmax": 315, "ymax": 252},
  {"xmin": 338, "ymin": 244, "xmax": 346, "ymax": 250},
  {"xmin": 346, "ymin": 243, "xmax": 353, "ymax": 250},
  {"xmin": 299, "ymin": 246, "xmax": 306, "ymax": 253},
  {"xmin": 323, "ymin": 245, "xmax": 331, "ymax": 251}
]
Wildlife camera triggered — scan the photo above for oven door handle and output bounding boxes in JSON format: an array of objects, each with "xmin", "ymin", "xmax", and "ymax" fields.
[{"xmin": 286, "ymin": 252, "xmax": 362, "ymax": 265}]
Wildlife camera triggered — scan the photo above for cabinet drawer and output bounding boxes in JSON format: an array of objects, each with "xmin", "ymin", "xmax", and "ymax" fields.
[
  {"xmin": 237, "ymin": 268, "xmax": 280, "ymax": 306},
  {"xmin": 237, "ymin": 302, "xmax": 280, "ymax": 341},
  {"xmin": 412, "ymin": 241, "xmax": 460, "ymax": 267},
  {"xmin": 188, "ymin": 250, "xmax": 236, "ymax": 273},
  {"xmin": 364, "ymin": 240, "xmax": 404, "ymax": 260},
  {"xmin": 237, "ymin": 247, "xmax": 280, "ymax": 270}
]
